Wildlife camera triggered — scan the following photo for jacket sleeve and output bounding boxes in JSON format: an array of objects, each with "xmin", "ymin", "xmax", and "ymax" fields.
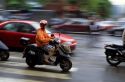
[{"xmin": 36, "ymin": 30, "xmax": 51, "ymax": 43}]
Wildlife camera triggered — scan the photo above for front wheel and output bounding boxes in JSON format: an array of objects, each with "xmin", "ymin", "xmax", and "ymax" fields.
[
  {"xmin": 26, "ymin": 56, "xmax": 36, "ymax": 68},
  {"xmin": 0, "ymin": 51, "xmax": 9, "ymax": 61},
  {"xmin": 60, "ymin": 59, "xmax": 72, "ymax": 72},
  {"xmin": 106, "ymin": 54, "xmax": 121, "ymax": 66}
]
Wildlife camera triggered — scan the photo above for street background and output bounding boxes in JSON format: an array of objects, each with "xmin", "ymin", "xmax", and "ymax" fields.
[{"xmin": 0, "ymin": 0, "xmax": 125, "ymax": 82}]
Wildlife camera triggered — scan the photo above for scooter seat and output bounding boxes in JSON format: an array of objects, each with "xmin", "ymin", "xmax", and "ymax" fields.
[
  {"xmin": 112, "ymin": 44, "xmax": 124, "ymax": 49},
  {"xmin": 30, "ymin": 44, "xmax": 37, "ymax": 47},
  {"xmin": 30, "ymin": 44, "xmax": 44, "ymax": 51}
]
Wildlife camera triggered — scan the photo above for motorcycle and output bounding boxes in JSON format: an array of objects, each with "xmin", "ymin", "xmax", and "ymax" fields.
[
  {"xmin": 20, "ymin": 37, "xmax": 72, "ymax": 72},
  {"xmin": 104, "ymin": 44, "xmax": 125, "ymax": 66},
  {"xmin": 0, "ymin": 41, "xmax": 9, "ymax": 61}
]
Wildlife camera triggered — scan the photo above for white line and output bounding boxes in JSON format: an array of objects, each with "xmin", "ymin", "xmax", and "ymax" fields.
[
  {"xmin": 0, "ymin": 61, "xmax": 79, "ymax": 79},
  {"xmin": 0, "ymin": 61, "xmax": 79, "ymax": 72},
  {"xmin": 0, "ymin": 66, "xmax": 71, "ymax": 80},
  {"xmin": 70, "ymin": 68, "xmax": 78, "ymax": 72},
  {"xmin": 9, "ymin": 56, "xmax": 24, "ymax": 60},
  {"xmin": 0, "ymin": 77, "xmax": 44, "ymax": 82}
]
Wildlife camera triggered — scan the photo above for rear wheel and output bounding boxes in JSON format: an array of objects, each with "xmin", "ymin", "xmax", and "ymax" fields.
[
  {"xmin": 60, "ymin": 59, "xmax": 72, "ymax": 72},
  {"xmin": 106, "ymin": 52, "xmax": 121, "ymax": 66},
  {"xmin": 0, "ymin": 51, "xmax": 9, "ymax": 61},
  {"xmin": 26, "ymin": 56, "xmax": 36, "ymax": 68}
]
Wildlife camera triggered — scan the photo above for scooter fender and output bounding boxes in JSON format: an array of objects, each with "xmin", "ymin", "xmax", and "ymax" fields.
[
  {"xmin": 105, "ymin": 47, "xmax": 118, "ymax": 56},
  {"xmin": 105, "ymin": 46, "xmax": 117, "ymax": 51},
  {"xmin": 0, "ymin": 41, "xmax": 8, "ymax": 50},
  {"xmin": 54, "ymin": 54, "xmax": 70, "ymax": 66}
]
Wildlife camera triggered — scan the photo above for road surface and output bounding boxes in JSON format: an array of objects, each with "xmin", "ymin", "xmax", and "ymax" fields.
[{"xmin": 0, "ymin": 34, "xmax": 125, "ymax": 82}]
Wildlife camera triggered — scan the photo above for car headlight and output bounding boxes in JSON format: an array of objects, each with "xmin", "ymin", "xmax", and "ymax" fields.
[{"xmin": 63, "ymin": 41, "xmax": 72, "ymax": 45}]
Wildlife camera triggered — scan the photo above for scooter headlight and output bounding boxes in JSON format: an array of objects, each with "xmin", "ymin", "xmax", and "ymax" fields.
[
  {"xmin": 54, "ymin": 38, "xmax": 61, "ymax": 43},
  {"xmin": 29, "ymin": 50, "xmax": 35, "ymax": 55},
  {"xmin": 63, "ymin": 41, "xmax": 72, "ymax": 45}
]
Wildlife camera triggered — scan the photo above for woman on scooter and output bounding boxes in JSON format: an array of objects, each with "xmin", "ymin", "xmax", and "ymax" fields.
[{"xmin": 35, "ymin": 20, "xmax": 55, "ymax": 65}]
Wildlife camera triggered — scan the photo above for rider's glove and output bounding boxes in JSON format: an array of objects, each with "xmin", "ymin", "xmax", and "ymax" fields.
[{"xmin": 49, "ymin": 39, "xmax": 54, "ymax": 44}]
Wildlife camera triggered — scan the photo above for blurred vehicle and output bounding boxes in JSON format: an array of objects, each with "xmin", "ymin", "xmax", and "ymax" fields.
[
  {"xmin": 105, "ymin": 20, "xmax": 125, "ymax": 36},
  {"xmin": 115, "ymin": 21, "xmax": 125, "ymax": 27},
  {"xmin": 7, "ymin": 10, "xmax": 32, "ymax": 20},
  {"xmin": 0, "ymin": 10, "xmax": 10, "ymax": 22},
  {"xmin": 0, "ymin": 41, "xmax": 9, "ymax": 61},
  {"xmin": 96, "ymin": 21, "xmax": 117, "ymax": 30},
  {"xmin": 0, "ymin": 9, "xmax": 32, "ymax": 20},
  {"xmin": 26, "ymin": 1, "xmax": 43, "ymax": 10},
  {"xmin": 48, "ymin": 18, "xmax": 67, "ymax": 26},
  {"xmin": 104, "ymin": 44, "xmax": 125, "ymax": 66},
  {"xmin": 107, "ymin": 24, "xmax": 125, "ymax": 36},
  {"xmin": 0, "ymin": 20, "xmax": 77, "ymax": 51},
  {"xmin": 52, "ymin": 18, "xmax": 91, "ymax": 33},
  {"xmin": 28, "ymin": 10, "xmax": 58, "ymax": 21},
  {"xmin": 0, "ymin": 16, "xmax": 9, "ymax": 23},
  {"xmin": 117, "ymin": 18, "xmax": 125, "ymax": 21}
]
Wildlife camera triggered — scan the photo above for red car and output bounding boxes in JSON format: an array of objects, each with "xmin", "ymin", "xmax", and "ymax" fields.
[{"xmin": 0, "ymin": 20, "xmax": 77, "ymax": 51}]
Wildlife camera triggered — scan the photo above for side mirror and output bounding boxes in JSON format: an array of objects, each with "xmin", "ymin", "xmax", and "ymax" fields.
[
  {"xmin": 20, "ymin": 37, "xmax": 30, "ymax": 46},
  {"xmin": 0, "ymin": 41, "xmax": 8, "ymax": 50}
]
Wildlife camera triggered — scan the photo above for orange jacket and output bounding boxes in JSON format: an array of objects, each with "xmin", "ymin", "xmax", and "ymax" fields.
[{"xmin": 35, "ymin": 28, "xmax": 51, "ymax": 47}]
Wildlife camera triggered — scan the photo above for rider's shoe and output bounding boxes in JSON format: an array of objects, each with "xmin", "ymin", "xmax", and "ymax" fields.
[{"xmin": 44, "ymin": 60, "xmax": 53, "ymax": 65}]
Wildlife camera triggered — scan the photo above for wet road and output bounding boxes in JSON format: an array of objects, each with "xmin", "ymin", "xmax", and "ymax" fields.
[{"xmin": 0, "ymin": 34, "xmax": 125, "ymax": 82}]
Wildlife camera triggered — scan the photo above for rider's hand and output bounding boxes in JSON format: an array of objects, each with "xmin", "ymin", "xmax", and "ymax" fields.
[
  {"xmin": 51, "ymin": 37, "xmax": 54, "ymax": 39},
  {"xmin": 50, "ymin": 38, "xmax": 54, "ymax": 42},
  {"xmin": 49, "ymin": 39, "xmax": 54, "ymax": 44}
]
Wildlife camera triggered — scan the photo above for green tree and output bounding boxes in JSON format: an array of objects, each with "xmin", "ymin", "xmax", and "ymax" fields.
[
  {"xmin": 38, "ymin": 0, "xmax": 112, "ymax": 18},
  {"xmin": 79, "ymin": 0, "xmax": 111, "ymax": 18},
  {"xmin": 68, "ymin": 0, "xmax": 78, "ymax": 4},
  {"xmin": 8, "ymin": 0, "xmax": 110, "ymax": 18},
  {"xmin": 38, "ymin": 0, "xmax": 50, "ymax": 4},
  {"xmin": 96, "ymin": 0, "xmax": 111, "ymax": 18},
  {"xmin": 6, "ymin": 0, "xmax": 27, "ymax": 10}
]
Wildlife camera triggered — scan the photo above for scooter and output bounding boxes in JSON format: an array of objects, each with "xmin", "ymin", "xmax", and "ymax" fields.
[
  {"xmin": 20, "ymin": 37, "xmax": 72, "ymax": 72},
  {"xmin": 104, "ymin": 44, "xmax": 125, "ymax": 66},
  {"xmin": 0, "ymin": 41, "xmax": 9, "ymax": 61}
]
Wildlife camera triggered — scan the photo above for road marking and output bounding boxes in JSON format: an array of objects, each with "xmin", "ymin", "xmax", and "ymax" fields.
[
  {"xmin": 70, "ymin": 67, "xmax": 78, "ymax": 72},
  {"xmin": 0, "ymin": 66, "xmax": 71, "ymax": 80},
  {"xmin": 0, "ymin": 61, "xmax": 78, "ymax": 80},
  {"xmin": 9, "ymin": 56, "xmax": 24, "ymax": 60},
  {"xmin": 0, "ymin": 61, "xmax": 78, "ymax": 72},
  {"xmin": 0, "ymin": 77, "xmax": 44, "ymax": 82},
  {"xmin": 0, "ymin": 61, "xmax": 27, "ymax": 67}
]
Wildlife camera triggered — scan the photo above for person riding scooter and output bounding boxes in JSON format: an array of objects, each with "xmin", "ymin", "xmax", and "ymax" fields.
[{"xmin": 35, "ymin": 20, "xmax": 55, "ymax": 64}]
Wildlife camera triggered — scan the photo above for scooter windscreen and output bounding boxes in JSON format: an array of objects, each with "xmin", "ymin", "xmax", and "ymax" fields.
[{"xmin": 0, "ymin": 41, "xmax": 8, "ymax": 50}]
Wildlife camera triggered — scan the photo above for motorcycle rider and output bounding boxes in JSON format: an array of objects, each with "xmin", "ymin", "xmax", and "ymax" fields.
[
  {"xmin": 89, "ymin": 21, "xmax": 100, "ymax": 32},
  {"xmin": 35, "ymin": 20, "xmax": 55, "ymax": 64}
]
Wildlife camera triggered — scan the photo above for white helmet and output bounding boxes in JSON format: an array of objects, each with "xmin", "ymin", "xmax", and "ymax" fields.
[{"xmin": 40, "ymin": 20, "xmax": 48, "ymax": 25}]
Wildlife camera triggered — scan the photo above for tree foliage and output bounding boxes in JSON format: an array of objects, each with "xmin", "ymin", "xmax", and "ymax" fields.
[
  {"xmin": 67, "ymin": 0, "xmax": 111, "ymax": 18},
  {"xmin": 96, "ymin": 0, "xmax": 111, "ymax": 18},
  {"xmin": 5, "ymin": 0, "xmax": 111, "ymax": 18},
  {"xmin": 5, "ymin": 0, "xmax": 27, "ymax": 10}
]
